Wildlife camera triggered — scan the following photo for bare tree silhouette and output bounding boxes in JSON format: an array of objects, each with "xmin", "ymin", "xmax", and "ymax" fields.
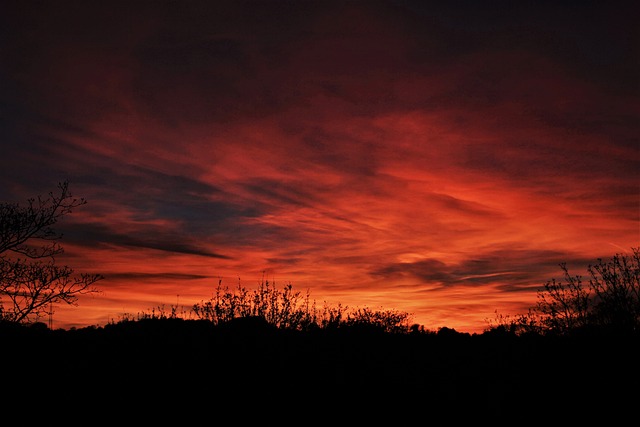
[
  {"xmin": 0, "ymin": 181, "xmax": 103, "ymax": 324},
  {"xmin": 490, "ymin": 248, "xmax": 640, "ymax": 336}
]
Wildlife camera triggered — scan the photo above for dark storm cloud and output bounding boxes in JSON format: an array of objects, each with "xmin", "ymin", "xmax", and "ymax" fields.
[
  {"xmin": 23, "ymin": 133, "xmax": 264, "ymax": 229},
  {"xmin": 62, "ymin": 221, "xmax": 231, "ymax": 259},
  {"xmin": 109, "ymin": 171, "xmax": 330, "ymax": 251},
  {"xmin": 118, "ymin": 166, "xmax": 262, "ymax": 227}
]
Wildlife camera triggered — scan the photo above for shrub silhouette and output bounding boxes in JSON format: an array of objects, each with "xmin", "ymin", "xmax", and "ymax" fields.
[
  {"xmin": 189, "ymin": 276, "xmax": 413, "ymax": 333},
  {"xmin": 491, "ymin": 247, "xmax": 640, "ymax": 336}
]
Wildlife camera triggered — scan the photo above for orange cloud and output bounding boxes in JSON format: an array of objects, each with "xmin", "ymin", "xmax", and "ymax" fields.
[{"xmin": 2, "ymin": 1, "xmax": 638, "ymax": 334}]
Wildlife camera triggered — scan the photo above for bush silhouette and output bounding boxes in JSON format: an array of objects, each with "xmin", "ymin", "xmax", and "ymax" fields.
[
  {"xmin": 490, "ymin": 247, "xmax": 640, "ymax": 337},
  {"xmin": 189, "ymin": 276, "xmax": 413, "ymax": 333}
]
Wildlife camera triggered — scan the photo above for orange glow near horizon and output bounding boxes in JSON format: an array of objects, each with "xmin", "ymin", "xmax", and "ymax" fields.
[{"xmin": 2, "ymin": 1, "xmax": 638, "ymax": 334}]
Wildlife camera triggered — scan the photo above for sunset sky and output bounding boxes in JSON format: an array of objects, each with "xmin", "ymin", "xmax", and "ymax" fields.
[{"xmin": 1, "ymin": 0, "xmax": 638, "ymax": 334}]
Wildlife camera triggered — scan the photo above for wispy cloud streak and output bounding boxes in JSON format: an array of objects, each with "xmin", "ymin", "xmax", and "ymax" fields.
[{"xmin": 1, "ymin": 0, "xmax": 638, "ymax": 332}]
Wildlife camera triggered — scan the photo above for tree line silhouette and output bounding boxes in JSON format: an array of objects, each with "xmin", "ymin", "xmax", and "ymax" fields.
[
  {"xmin": 2, "ymin": 181, "xmax": 638, "ymax": 337},
  {"xmin": 1, "ymin": 182, "xmax": 638, "ymax": 419}
]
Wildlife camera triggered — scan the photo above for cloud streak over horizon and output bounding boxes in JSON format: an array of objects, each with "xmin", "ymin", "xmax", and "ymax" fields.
[{"xmin": 1, "ymin": 0, "xmax": 638, "ymax": 333}]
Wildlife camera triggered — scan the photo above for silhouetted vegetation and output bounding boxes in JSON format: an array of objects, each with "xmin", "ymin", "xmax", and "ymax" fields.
[
  {"xmin": 189, "ymin": 276, "xmax": 413, "ymax": 333},
  {"xmin": 2, "ymin": 302, "xmax": 636, "ymax": 418},
  {"xmin": 1, "ymin": 184, "xmax": 637, "ymax": 416},
  {"xmin": 0, "ymin": 181, "xmax": 103, "ymax": 323},
  {"xmin": 489, "ymin": 248, "xmax": 640, "ymax": 337}
]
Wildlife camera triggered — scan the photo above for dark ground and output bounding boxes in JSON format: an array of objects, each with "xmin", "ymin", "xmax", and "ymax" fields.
[{"xmin": 2, "ymin": 318, "xmax": 637, "ymax": 423}]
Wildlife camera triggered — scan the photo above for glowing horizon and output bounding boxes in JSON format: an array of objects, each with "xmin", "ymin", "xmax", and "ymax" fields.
[{"xmin": 1, "ymin": 1, "xmax": 638, "ymax": 334}]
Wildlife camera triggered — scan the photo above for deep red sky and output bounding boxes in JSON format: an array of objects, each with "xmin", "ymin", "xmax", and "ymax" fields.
[{"xmin": 1, "ymin": 0, "xmax": 638, "ymax": 333}]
